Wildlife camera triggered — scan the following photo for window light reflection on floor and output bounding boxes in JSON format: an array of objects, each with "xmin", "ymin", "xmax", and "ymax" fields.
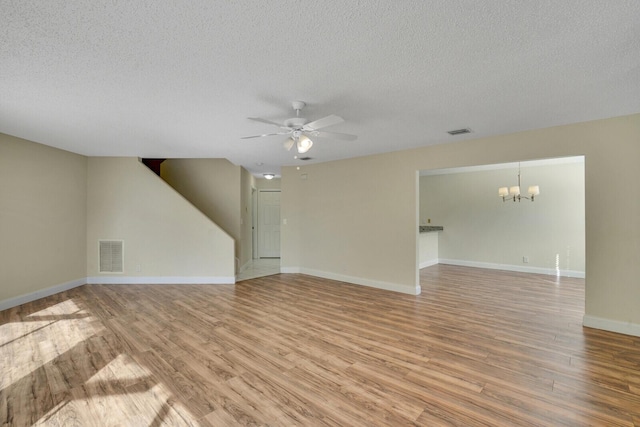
[
  {"xmin": 34, "ymin": 382, "xmax": 197, "ymax": 426},
  {"xmin": 2, "ymin": 297, "xmax": 198, "ymax": 426},
  {"xmin": 86, "ymin": 353, "xmax": 153, "ymax": 386},
  {"xmin": 1, "ymin": 299, "xmax": 96, "ymax": 390}
]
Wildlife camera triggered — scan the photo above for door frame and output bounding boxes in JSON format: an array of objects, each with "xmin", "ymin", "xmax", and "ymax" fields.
[{"xmin": 251, "ymin": 186, "xmax": 258, "ymax": 259}]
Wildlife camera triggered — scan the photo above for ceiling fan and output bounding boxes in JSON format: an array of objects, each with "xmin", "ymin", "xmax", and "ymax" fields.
[{"xmin": 241, "ymin": 101, "xmax": 357, "ymax": 154}]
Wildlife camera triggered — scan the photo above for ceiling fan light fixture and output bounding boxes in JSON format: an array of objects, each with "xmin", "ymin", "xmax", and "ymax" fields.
[
  {"xmin": 241, "ymin": 100, "xmax": 356, "ymax": 154},
  {"xmin": 283, "ymin": 138, "xmax": 295, "ymax": 151},
  {"xmin": 297, "ymin": 135, "xmax": 313, "ymax": 153}
]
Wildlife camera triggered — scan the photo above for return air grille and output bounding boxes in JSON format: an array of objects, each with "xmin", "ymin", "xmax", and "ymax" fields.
[
  {"xmin": 99, "ymin": 240, "xmax": 124, "ymax": 273},
  {"xmin": 447, "ymin": 128, "xmax": 472, "ymax": 135}
]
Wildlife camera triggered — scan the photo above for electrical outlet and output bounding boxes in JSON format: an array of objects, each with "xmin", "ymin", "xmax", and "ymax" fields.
[{"xmin": 523, "ymin": 256, "xmax": 529, "ymax": 263}]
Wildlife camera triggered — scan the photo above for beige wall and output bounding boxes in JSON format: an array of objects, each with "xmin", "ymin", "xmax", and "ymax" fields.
[
  {"xmin": 87, "ymin": 157, "xmax": 234, "ymax": 281},
  {"xmin": 162, "ymin": 158, "xmax": 246, "ymax": 269},
  {"xmin": 161, "ymin": 159, "xmax": 262, "ymax": 271},
  {"xmin": 256, "ymin": 177, "xmax": 281, "ymax": 190},
  {"xmin": 419, "ymin": 232, "xmax": 439, "ymax": 267},
  {"xmin": 420, "ymin": 161, "xmax": 585, "ymax": 276},
  {"xmin": 281, "ymin": 155, "xmax": 419, "ymax": 294},
  {"xmin": 161, "ymin": 159, "xmax": 241, "ymax": 241},
  {"xmin": 281, "ymin": 114, "xmax": 640, "ymax": 334},
  {"xmin": 0, "ymin": 134, "xmax": 87, "ymax": 306}
]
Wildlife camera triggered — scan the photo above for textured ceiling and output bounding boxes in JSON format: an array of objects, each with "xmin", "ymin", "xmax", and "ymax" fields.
[{"xmin": 1, "ymin": 1, "xmax": 639, "ymax": 176}]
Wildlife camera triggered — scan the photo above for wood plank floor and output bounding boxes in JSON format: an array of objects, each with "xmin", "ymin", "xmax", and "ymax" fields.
[{"xmin": 2, "ymin": 265, "xmax": 640, "ymax": 426}]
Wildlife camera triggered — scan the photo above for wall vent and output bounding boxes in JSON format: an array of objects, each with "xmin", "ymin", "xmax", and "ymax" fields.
[
  {"xmin": 99, "ymin": 240, "xmax": 124, "ymax": 273},
  {"xmin": 447, "ymin": 128, "xmax": 472, "ymax": 136}
]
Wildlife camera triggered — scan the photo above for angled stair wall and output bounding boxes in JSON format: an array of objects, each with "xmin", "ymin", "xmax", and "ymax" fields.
[{"xmin": 86, "ymin": 157, "xmax": 235, "ymax": 283}]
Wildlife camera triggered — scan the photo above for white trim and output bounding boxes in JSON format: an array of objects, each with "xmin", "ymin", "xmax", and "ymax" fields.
[
  {"xmin": 252, "ymin": 186, "xmax": 258, "ymax": 259},
  {"xmin": 583, "ymin": 315, "xmax": 640, "ymax": 338},
  {"xmin": 420, "ymin": 156, "xmax": 585, "ymax": 176},
  {"xmin": 86, "ymin": 276, "xmax": 235, "ymax": 285},
  {"xmin": 279, "ymin": 266, "xmax": 420, "ymax": 295},
  {"xmin": 239, "ymin": 260, "xmax": 252, "ymax": 274},
  {"xmin": 438, "ymin": 259, "xmax": 585, "ymax": 278},
  {"xmin": 419, "ymin": 259, "xmax": 439, "ymax": 269},
  {"xmin": 0, "ymin": 275, "xmax": 236, "ymax": 311},
  {"xmin": 0, "ymin": 278, "xmax": 86, "ymax": 311}
]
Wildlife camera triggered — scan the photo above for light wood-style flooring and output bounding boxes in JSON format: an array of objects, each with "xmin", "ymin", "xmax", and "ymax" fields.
[
  {"xmin": 2, "ymin": 265, "xmax": 640, "ymax": 426},
  {"xmin": 236, "ymin": 258, "xmax": 280, "ymax": 282}
]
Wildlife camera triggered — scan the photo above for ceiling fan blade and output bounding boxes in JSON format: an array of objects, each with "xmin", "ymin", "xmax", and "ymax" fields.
[
  {"xmin": 283, "ymin": 138, "xmax": 295, "ymax": 151},
  {"xmin": 241, "ymin": 131, "xmax": 290, "ymax": 139},
  {"xmin": 248, "ymin": 117, "xmax": 285, "ymax": 128},
  {"xmin": 308, "ymin": 131, "xmax": 358, "ymax": 141},
  {"xmin": 303, "ymin": 114, "xmax": 344, "ymax": 131}
]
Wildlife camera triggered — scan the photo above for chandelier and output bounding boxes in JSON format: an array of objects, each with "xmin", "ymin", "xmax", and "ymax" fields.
[{"xmin": 498, "ymin": 163, "xmax": 540, "ymax": 202}]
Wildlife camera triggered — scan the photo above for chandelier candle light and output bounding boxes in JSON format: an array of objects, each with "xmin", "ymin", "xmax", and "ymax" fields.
[{"xmin": 498, "ymin": 162, "xmax": 540, "ymax": 202}]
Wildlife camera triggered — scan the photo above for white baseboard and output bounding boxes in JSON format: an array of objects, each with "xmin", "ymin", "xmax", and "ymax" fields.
[
  {"xmin": 86, "ymin": 276, "xmax": 235, "ymax": 285},
  {"xmin": 280, "ymin": 266, "xmax": 420, "ymax": 295},
  {"xmin": 0, "ymin": 275, "xmax": 236, "ymax": 312},
  {"xmin": 419, "ymin": 259, "xmax": 439, "ymax": 269},
  {"xmin": 438, "ymin": 259, "xmax": 585, "ymax": 278},
  {"xmin": 239, "ymin": 260, "xmax": 252, "ymax": 274},
  {"xmin": 583, "ymin": 315, "xmax": 640, "ymax": 337},
  {"xmin": 0, "ymin": 278, "xmax": 86, "ymax": 311}
]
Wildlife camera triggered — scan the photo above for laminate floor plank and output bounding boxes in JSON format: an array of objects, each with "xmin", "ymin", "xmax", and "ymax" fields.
[{"xmin": 2, "ymin": 265, "xmax": 640, "ymax": 425}]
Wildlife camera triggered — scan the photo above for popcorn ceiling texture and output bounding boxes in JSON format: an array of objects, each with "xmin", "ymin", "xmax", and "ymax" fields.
[{"xmin": 1, "ymin": 1, "xmax": 639, "ymax": 175}]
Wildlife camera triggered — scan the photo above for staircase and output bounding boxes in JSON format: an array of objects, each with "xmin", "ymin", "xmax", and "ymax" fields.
[{"xmin": 141, "ymin": 158, "xmax": 165, "ymax": 177}]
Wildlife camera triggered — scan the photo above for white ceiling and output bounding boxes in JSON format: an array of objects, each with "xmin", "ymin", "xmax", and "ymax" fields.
[{"xmin": 2, "ymin": 1, "xmax": 639, "ymax": 177}]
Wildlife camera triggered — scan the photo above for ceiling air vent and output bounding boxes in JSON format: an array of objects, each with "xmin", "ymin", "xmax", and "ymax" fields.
[
  {"xmin": 299, "ymin": 157, "xmax": 313, "ymax": 161},
  {"xmin": 447, "ymin": 128, "xmax": 472, "ymax": 136},
  {"xmin": 99, "ymin": 240, "xmax": 124, "ymax": 273}
]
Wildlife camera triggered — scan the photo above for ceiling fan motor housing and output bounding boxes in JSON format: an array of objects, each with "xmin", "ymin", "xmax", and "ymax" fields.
[
  {"xmin": 291, "ymin": 100, "xmax": 306, "ymax": 111},
  {"xmin": 284, "ymin": 117, "xmax": 307, "ymax": 129}
]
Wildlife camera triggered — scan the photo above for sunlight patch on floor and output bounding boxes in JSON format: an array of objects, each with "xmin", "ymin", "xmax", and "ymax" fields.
[
  {"xmin": 86, "ymin": 353, "xmax": 152, "ymax": 387},
  {"xmin": 27, "ymin": 299, "xmax": 84, "ymax": 318},
  {"xmin": 35, "ymin": 383, "xmax": 197, "ymax": 426},
  {"xmin": 0, "ymin": 299, "xmax": 98, "ymax": 390},
  {"xmin": 0, "ymin": 320, "xmax": 54, "ymax": 347},
  {"xmin": 3, "ymin": 298, "xmax": 200, "ymax": 426}
]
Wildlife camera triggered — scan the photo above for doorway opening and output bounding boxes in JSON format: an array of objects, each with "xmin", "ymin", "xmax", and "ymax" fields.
[
  {"xmin": 417, "ymin": 156, "xmax": 585, "ymax": 293},
  {"xmin": 239, "ymin": 187, "xmax": 281, "ymax": 282}
]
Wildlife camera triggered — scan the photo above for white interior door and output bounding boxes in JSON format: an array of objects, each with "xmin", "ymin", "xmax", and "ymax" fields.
[{"xmin": 258, "ymin": 190, "xmax": 281, "ymax": 258}]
